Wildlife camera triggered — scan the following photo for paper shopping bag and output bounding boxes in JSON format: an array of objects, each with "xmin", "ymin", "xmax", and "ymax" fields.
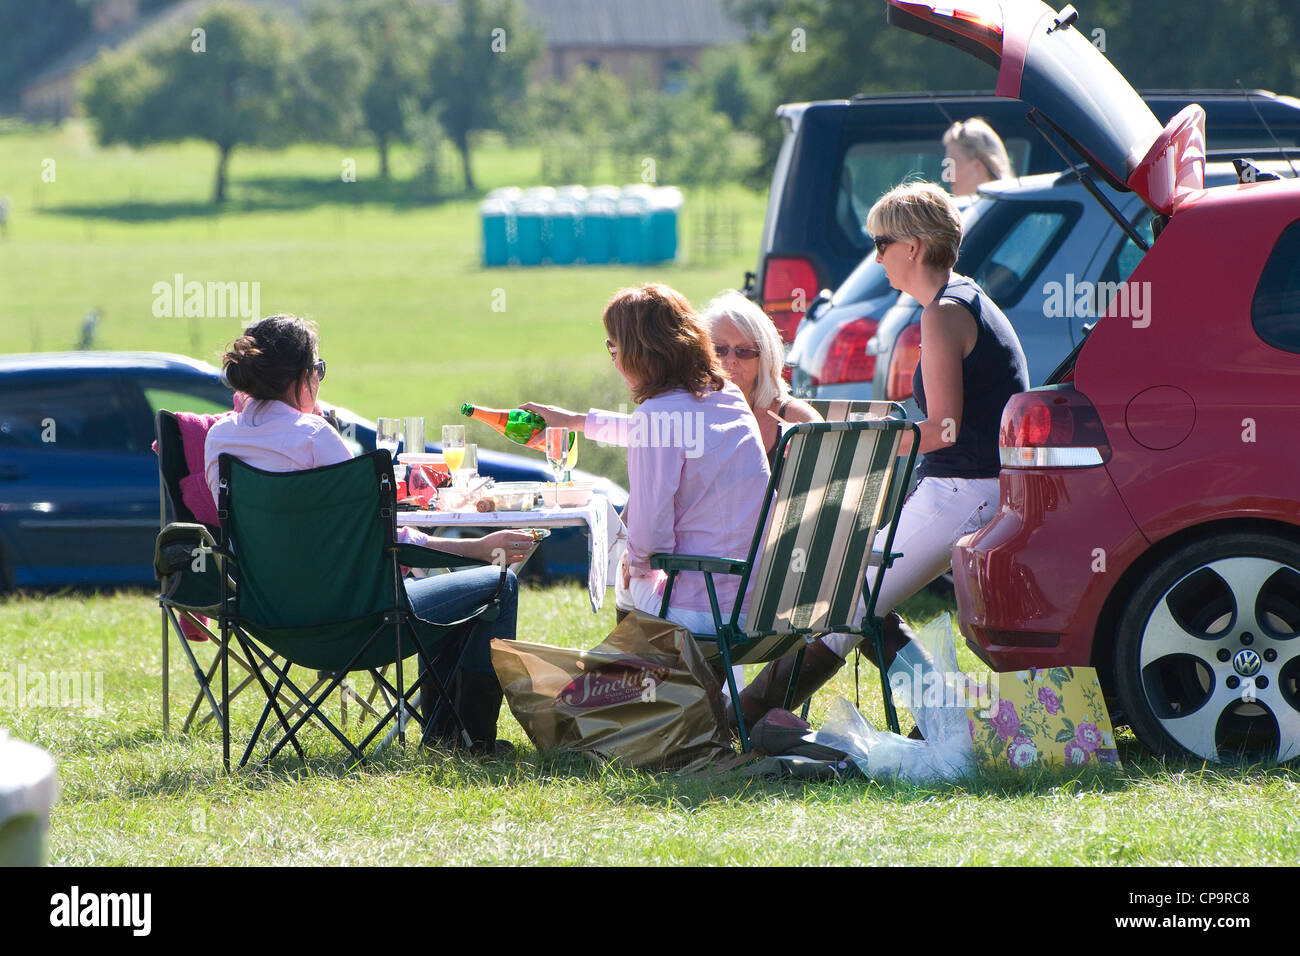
[{"xmin": 491, "ymin": 610, "xmax": 732, "ymax": 770}]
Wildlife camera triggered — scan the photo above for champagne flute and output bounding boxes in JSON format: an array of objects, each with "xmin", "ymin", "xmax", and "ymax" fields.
[
  {"xmin": 443, "ymin": 424, "xmax": 467, "ymax": 487},
  {"xmin": 545, "ymin": 427, "xmax": 569, "ymax": 507},
  {"xmin": 403, "ymin": 417, "xmax": 425, "ymax": 457},
  {"xmin": 377, "ymin": 417, "xmax": 401, "ymax": 456}
]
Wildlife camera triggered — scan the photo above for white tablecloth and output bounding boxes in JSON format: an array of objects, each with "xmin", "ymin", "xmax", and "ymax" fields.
[{"xmin": 397, "ymin": 497, "xmax": 624, "ymax": 612}]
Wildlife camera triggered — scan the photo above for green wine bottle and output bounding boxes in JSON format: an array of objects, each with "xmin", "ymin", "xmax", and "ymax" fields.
[{"xmin": 461, "ymin": 403, "xmax": 548, "ymax": 450}]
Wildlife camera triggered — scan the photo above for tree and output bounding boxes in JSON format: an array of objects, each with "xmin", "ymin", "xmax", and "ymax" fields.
[
  {"xmin": 529, "ymin": 66, "xmax": 632, "ymax": 183},
  {"xmin": 690, "ymin": 44, "xmax": 774, "ymax": 130},
  {"xmin": 422, "ymin": 0, "xmax": 542, "ymax": 192},
  {"xmin": 315, "ymin": 0, "xmax": 431, "ymax": 180},
  {"xmin": 292, "ymin": 12, "xmax": 369, "ymax": 147},
  {"xmin": 83, "ymin": 4, "xmax": 295, "ymax": 203}
]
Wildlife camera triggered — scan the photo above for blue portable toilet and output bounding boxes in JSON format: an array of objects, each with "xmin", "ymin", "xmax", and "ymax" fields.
[
  {"xmin": 547, "ymin": 198, "xmax": 579, "ymax": 265},
  {"xmin": 514, "ymin": 197, "xmax": 547, "ymax": 266},
  {"xmin": 649, "ymin": 187, "xmax": 683, "ymax": 262},
  {"xmin": 581, "ymin": 195, "xmax": 615, "ymax": 264},
  {"xmin": 615, "ymin": 195, "xmax": 649, "ymax": 264},
  {"xmin": 480, "ymin": 197, "xmax": 513, "ymax": 267}
]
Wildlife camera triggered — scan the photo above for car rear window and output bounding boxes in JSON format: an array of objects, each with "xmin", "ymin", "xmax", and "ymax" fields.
[
  {"xmin": 834, "ymin": 136, "xmax": 1032, "ymax": 255},
  {"xmin": 1252, "ymin": 219, "xmax": 1300, "ymax": 353},
  {"xmin": 0, "ymin": 377, "xmax": 138, "ymax": 452},
  {"xmin": 960, "ymin": 201, "xmax": 1081, "ymax": 307}
]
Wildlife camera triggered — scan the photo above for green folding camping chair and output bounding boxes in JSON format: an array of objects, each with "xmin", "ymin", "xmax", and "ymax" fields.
[
  {"xmin": 155, "ymin": 410, "xmax": 266, "ymax": 736},
  {"xmin": 214, "ymin": 450, "xmax": 504, "ymax": 770},
  {"xmin": 652, "ymin": 417, "xmax": 919, "ymax": 750}
]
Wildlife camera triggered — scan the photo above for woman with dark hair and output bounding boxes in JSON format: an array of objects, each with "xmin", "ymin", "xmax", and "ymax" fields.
[
  {"xmin": 524, "ymin": 285, "xmax": 770, "ymax": 687},
  {"xmin": 204, "ymin": 314, "xmax": 531, "ymax": 757}
]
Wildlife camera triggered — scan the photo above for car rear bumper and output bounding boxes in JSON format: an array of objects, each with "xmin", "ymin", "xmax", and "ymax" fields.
[{"xmin": 952, "ymin": 466, "xmax": 1148, "ymax": 671}]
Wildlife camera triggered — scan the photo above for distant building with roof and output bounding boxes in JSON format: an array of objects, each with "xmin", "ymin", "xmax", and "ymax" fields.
[{"xmin": 521, "ymin": 0, "xmax": 745, "ymax": 90}]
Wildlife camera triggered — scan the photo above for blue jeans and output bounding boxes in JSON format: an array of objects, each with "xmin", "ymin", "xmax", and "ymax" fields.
[{"xmin": 405, "ymin": 565, "xmax": 518, "ymax": 674}]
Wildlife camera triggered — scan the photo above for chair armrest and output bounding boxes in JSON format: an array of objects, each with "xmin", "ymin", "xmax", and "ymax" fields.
[
  {"xmin": 154, "ymin": 522, "xmax": 221, "ymax": 577},
  {"xmin": 868, "ymin": 548, "xmax": 905, "ymax": 569},
  {"xmin": 649, "ymin": 553, "xmax": 748, "ymax": 575},
  {"xmin": 393, "ymin": 543, "xmax": 489, "ymax": 571}
]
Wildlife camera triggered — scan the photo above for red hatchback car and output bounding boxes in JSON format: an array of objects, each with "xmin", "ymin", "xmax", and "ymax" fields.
[{"xmin": 887, "ymin": 0, "xmax": 1300, "ymax": 763}]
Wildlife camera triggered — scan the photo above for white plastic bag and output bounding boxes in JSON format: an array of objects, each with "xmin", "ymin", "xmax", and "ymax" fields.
[{"xmin": 808, "ymin": 614, "xmax": 976, "ymax": 783}]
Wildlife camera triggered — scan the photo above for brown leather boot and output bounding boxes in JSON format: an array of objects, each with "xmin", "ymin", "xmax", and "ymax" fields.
[
  {"xmin": 736, "ymin": 640, "xmax": 847, "ymax": 729},
  {"xmin": 856, "ymin": 612, "xmax": 916, "ymax": 673}
]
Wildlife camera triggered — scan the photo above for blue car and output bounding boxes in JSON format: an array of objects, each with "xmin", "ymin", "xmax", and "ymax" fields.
[{"xmin": 0, "ymin": 352, "xmax": 626, "ymax": 589}]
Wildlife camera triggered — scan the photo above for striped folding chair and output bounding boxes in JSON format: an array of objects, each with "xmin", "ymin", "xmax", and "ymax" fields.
[{"xmin": 652, "ymin": 418, "xmax": 919, "ymax": 750}]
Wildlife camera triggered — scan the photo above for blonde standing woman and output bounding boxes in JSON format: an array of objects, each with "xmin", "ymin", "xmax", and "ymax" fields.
[{"xmin": 738, "ymin": 181, "xmax": 1030, "ymax": 728}]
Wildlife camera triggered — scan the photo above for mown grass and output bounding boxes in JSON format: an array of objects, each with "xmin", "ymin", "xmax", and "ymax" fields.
[
  {"xmin": 3, "ymin": 123, "xmax": 1300, "ymax": 866},
  {"xmin": 4, "ymin": 589, "xmax": 1299, "ymax": 866}
]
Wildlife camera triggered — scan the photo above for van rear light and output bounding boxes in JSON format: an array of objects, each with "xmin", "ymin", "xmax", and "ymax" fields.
[
  {"xmin": 762, "ymin": 257, "xmax": 819, "ymax": 343},
  {"xmin": 808, "ymin": 317, "xmax": 878, "ymax": 387},
  {"xmin": 885, "ymin": 322, "xmax": 922, "ymax": 400},
  {"xmin": 999, "ymin": 388, "xmax": 1110, "ymax": 468}
]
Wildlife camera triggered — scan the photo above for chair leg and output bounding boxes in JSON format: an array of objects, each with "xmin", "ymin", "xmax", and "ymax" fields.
[
  {"xmin": 868, "ymin": 621, "xmax": 902, "ymax": 735},
  {"xmin": 717, "ymin": 634, "xmax": 748, "ymax": 752},
  {"xmin": 235, "ymin": 634, "xmax": 308, "ymax": 767},
  {"xmin": 161, "ymin": 606, "xmax": 170, "ymax": 734}
]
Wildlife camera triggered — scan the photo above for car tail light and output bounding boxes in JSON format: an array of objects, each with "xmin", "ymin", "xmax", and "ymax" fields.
[
  {"xmin": 762, "ymin": 257, "xmax": 819, "ymax": 343},
  {"xmin": 808, "ymin": 317, "xmax": 879, "ymax": 387},
  {"xmin": 885, "ymin": 322, "xmax": 922, "ymax": 400},
  {"xmin": 999, "ymin": 388, "xmax": 1111, "ymax": 468}
]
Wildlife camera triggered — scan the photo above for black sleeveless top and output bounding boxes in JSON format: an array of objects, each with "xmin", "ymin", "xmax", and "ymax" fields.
[
  {"xmin": 766, "ymin": 399, "xmax": 791, "ymax": 471},
  {"xmin": 912, "ymin": 275, "xmax": 1029, "ymax": 480}
]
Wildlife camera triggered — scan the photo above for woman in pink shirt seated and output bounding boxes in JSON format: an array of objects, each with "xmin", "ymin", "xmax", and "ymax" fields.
[
  {"xmin": 204, "ymin": 315, "xmax": 533, "ymax": 757},
  {"xmin": 526, "ymin": 284, "xmax": 771, "ymax": 689}
]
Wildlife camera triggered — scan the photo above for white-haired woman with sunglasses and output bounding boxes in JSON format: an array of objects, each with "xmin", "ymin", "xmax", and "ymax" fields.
[{"xmin": 701, "ymin": 291, "xmax": 821, "ymax": 469}]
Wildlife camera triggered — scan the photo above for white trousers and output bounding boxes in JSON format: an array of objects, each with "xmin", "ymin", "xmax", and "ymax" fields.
[{"xmin": 822, "ymin": 475, "xmax": 999, "ymax": 659}]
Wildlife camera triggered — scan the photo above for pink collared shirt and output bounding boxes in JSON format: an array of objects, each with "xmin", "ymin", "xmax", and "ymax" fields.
[
  {"xmin": 589, "ymin": 383, "xmax": 769, "ymax": 614},
  {"xmin": 204, "ymin": 399, "xmax": 430, "ymax": 545}
]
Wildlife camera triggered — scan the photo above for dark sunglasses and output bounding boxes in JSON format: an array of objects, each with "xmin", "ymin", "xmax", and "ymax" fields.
[
  {"xmin": 312, "ymin": 359, "xmax": 327, "ymax": 381},
  {"xmin": 873, "ymin": 236, "xmax": 898, "ymax": 255},
  {"xmin": 605, "ymin": 338, "xmax": 618, "ymax": 359},
  {"xmin": 714, "ymin": 344, "xmax": 761, "ymax": 360}
]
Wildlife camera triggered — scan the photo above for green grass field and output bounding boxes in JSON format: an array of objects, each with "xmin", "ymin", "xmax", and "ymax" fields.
[{"xmin": 2, "ymin": 122, "xmax": 1299, "ymax": 867}]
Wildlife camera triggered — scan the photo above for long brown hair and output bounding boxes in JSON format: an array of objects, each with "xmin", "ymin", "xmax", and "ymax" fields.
[{"xmin": 602, "ymin": 283, "xmax": 726, "ymax": 403}]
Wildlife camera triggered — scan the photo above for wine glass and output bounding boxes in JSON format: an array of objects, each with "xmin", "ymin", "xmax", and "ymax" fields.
[
  {"xmin": 403, "ymin": 417, "xmax": 425, "ymax": 457},
  {"xmin": 377, "ymin": 417, "xmax": 401, "ymax": 455},
  {"xmin": 442, "ymin": 425, "xmax": 467, "ymax": 487},
  {"xmin": 458, "ymin": 443, "xmax": 478, "ymax": 490},
  {"xmin": 545, "ymin": 427, "xmax": 569, "ymax": 506}
]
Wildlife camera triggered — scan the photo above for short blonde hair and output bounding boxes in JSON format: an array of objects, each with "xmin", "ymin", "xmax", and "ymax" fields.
[
  {"xmin": 702, "ymin": 290, "xmax": 788, "ymax": 411},
  {"xmin": 866, "ymin": 181, "xmax": 963, "ymax": 271},
  {"xmin": 943, "ymin": 117, "xmax": 1012, "ymax": 182}
]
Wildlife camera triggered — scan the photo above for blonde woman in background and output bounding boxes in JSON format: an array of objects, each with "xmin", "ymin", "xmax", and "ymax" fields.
[{"xmin": 942, "ymin": 117, "xmax": 1012, "ymax": 197}]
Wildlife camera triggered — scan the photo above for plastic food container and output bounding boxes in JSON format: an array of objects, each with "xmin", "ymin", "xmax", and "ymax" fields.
[{"xmin": 543, "ymin": 481, "xmax": 595, "ymax": 508}]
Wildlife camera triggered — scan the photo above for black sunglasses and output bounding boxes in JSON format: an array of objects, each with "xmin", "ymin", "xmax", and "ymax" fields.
[
  {"xmin": 873, "ymin": 236, "xmax": 898, "ymax": 255},
  {"xmin": 714, "ymin": 344, "xmax": 761, "ymax": 360},
  {"xmin": 312, "ymin": 359, "xmax": 326, "ymax": 381}
]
